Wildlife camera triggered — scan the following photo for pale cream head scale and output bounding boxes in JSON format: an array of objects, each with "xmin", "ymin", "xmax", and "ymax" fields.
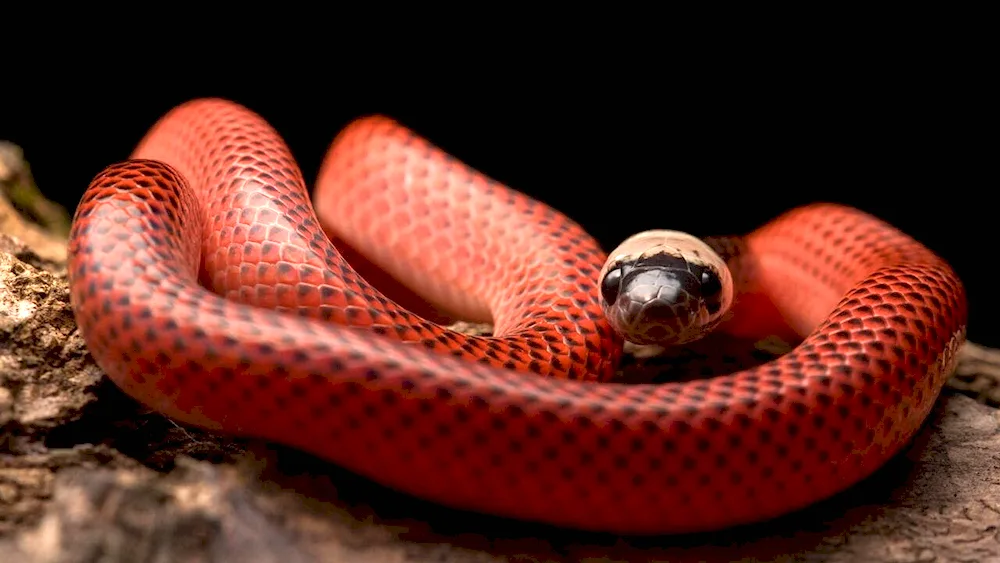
[{"xmin": 598, "ymin": 229, "xmax": 734, "ymax": 346}]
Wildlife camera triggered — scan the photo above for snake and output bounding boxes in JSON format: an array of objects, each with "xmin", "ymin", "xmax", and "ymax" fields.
[{"xmin": 66, "ymin": 98, "xmax": 968, "ymax": 535}]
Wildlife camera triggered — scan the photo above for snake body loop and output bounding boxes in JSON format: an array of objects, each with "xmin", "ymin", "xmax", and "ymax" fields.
[{"xmin": 67, "ymin": 98, "xmax": 968, "ymax": 534}]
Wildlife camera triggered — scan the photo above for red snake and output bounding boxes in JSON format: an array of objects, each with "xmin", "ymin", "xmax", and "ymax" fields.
[{"xmin": 67, "ymin": 98, "xmax": 968, "ymax": 534}]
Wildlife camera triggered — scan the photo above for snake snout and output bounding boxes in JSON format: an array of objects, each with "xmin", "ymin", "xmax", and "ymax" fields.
[{"xmin": 618, "ymin": 267, "xmax": 701, "ymax": 345}]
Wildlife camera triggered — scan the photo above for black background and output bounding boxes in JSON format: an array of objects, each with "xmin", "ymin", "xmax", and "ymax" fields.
[{"xmin": 3, "ymin": 57, "xmax": 991, "ymax": 346}]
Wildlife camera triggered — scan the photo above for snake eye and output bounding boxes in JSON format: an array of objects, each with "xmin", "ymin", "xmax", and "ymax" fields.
[
  {"xmin": 600, "ymin": 268, "xmax": 622, "ymax": 305},
  {"xmin": 700, "ymin": 269, "xmax": 722, "ymax": 298}
]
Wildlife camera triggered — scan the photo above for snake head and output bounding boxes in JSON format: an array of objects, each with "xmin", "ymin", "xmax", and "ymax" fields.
[{"xmin": 598, "ymin": 230, "xmax": 733, "ymax": 346}]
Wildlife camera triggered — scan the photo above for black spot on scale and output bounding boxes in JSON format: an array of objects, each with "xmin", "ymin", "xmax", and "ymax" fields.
[{"xmin": 149, "ymin": 190, "xmax": 169, "ymax": 204}]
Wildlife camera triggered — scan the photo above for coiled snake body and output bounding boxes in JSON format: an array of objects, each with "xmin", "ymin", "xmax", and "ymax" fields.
[{"xmin": 67, "ymin": 98, "xmax": 968, "ymax": 534}]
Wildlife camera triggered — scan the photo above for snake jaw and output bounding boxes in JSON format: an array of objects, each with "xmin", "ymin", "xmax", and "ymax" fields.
[{"xmin": 598, "ymin": 229, "xmax": 734, "ymax": 346}]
